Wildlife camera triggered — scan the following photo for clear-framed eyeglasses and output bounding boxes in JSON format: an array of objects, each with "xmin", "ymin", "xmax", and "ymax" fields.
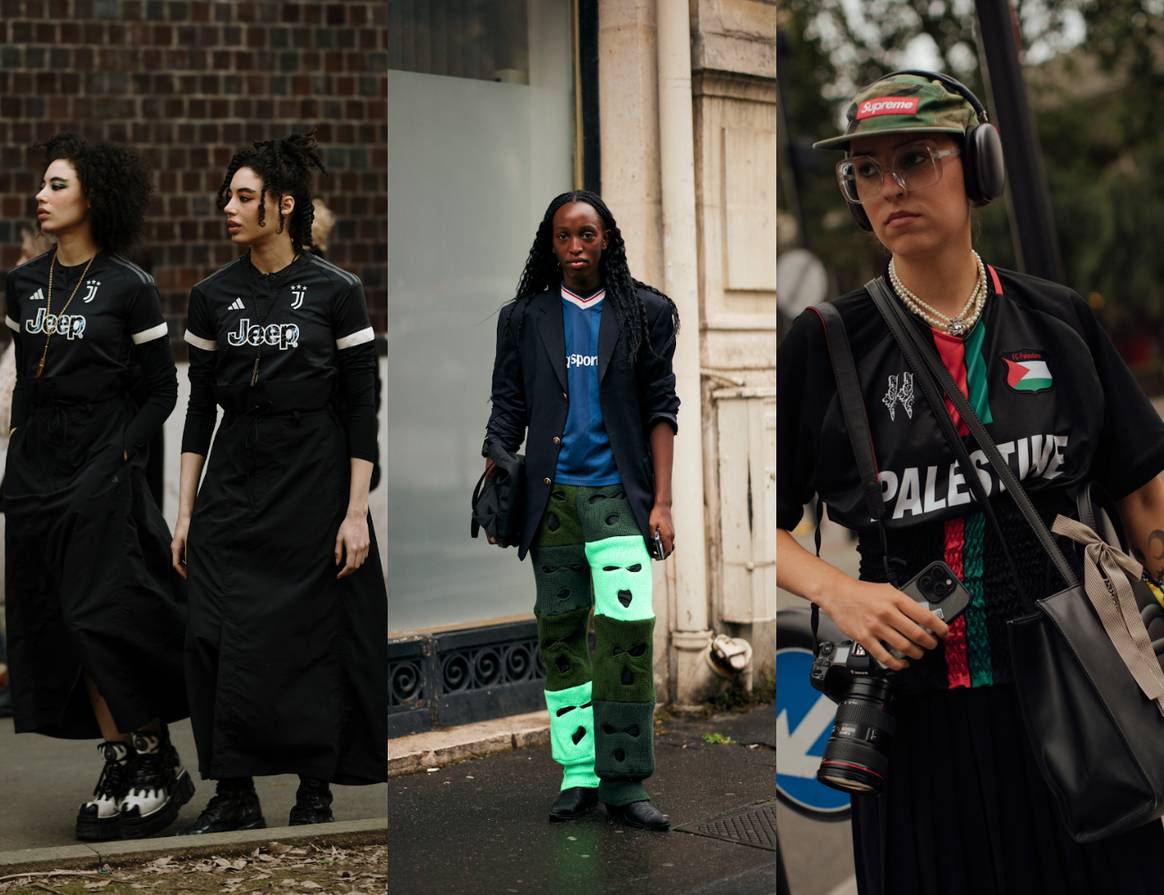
[{"xmin": 835, "ymin": 140, "xmax": 962, "ymax": 205}]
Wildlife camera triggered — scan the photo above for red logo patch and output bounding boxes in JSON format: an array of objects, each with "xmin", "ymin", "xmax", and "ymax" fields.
[{"xmin": 856, "ymin": 96, "xmax": 920, "ymax": 120}]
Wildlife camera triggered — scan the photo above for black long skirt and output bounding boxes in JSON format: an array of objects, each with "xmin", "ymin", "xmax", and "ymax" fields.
[
  {"xmin": 185, "ymin": 401, "xmax": 386, "ymax": 785},
  {"xmin": 851, "ymin": 684, "xmax": 1164, "ymax": 895},
  {"xmin": 3, "ymin": 387, "xmax": 188, "ymax": 738}
]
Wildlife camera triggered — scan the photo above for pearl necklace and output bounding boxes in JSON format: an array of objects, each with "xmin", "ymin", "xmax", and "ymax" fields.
[{"xmin": 888, "ymin": 252, "xmax": 987, "ymax": 337}]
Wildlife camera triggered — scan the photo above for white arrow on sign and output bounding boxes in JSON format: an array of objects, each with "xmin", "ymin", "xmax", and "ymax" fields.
[{"xmin": 776, "ymin": 696, "xmax": 837, "ymax": 779}]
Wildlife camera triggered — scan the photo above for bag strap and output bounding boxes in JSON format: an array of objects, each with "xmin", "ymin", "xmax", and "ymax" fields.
[
  {"xmin": 808, "ymin": 303, "xmax": 885, "ymax": 526},
  {"xmin": 807, "ymin": 303, "xmax": 899, "ymax": 646},
  {"xmin": 865, "ymin": 276, "xmax": 1068, "ymax": 589},
  {"xmin": 470, "ymin": 467, "xmax": 489, "ymax": 539}
]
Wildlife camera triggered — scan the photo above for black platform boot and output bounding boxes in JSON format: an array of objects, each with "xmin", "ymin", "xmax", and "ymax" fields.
[
  {"xmin": 289, "ymin": 776, "xmax": 335, "ymax": 825},
  {"xmin": 76, "ymin": 741, "xmax": 131, "ymax": 842},
  {"xmin": 183, "ymin": 777, "xmax": 266, "ymax": 835},
  {"xmin": 119, "ymin": 728, "xmax": 196, "ymax": 839}
]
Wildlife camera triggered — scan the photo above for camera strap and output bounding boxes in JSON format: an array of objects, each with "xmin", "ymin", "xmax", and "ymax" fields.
[
  {"xmin": 865, "ymin": 276, "xmax": 1077, "ymax": 593},
  {"xmin": 808, "ymin": 302, "xmax": 897, "ymax": 646}
]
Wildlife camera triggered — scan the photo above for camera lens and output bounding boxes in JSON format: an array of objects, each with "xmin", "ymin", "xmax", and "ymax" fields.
[
  {"xmin": 934, "ymin": 576, "xmax": 956, "ymax": 599},
  {"xmin": 919, "ymin": 572, "xmax": 934, "ymax": 593},
  {"xmin": 816, "ymin": 676, "xmax": 895, "ymax": 795}
]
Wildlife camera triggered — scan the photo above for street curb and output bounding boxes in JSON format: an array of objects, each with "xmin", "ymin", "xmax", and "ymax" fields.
[
  {"xmin": 0, "ymin": 817, "xmax": 386, "ymax": 875},
  {"xmin": 388, "ymin": 710, "xmax": 550, "ymax": 778}
]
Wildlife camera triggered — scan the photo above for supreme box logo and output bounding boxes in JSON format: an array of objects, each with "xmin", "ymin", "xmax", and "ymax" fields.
[{"xmin": 856, "ymin": 96, "xmax": 920, "ymax": 120}]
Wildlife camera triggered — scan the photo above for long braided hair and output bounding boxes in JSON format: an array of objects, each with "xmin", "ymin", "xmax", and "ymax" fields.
[
  {"xmin": 512, "ymin": 190, "xmax": 679, "ymax": 360},
  {"xmin": 216, "ymin": 132, "xmax": 326, "ymax": 250}
]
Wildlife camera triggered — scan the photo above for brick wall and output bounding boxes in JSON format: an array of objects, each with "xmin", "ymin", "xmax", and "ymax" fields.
[{"xmin": 0, "ymin": 0, "xmax": 388, "ymax": 354}]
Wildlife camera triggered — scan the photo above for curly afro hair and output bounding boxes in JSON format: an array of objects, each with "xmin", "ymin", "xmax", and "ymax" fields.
[
  {"xmin": 217, "ymin": 132, "xmax": 327, "ymax": 251},
  {"xmin": 512, "ymin": 190, "xmax": 678, "ymax": 361},
  {"xmin": 41, "ymin": 133, "xmax": 151, "ymax": 254}
]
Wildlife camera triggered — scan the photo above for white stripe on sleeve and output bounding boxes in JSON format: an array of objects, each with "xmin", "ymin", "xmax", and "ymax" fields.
[
  {"xmin": 131, "ymin": 322, "xmax": 169, "ymax": 345},
  {"xmin": 336, "ymin": 326, "xmax": 375, "ymax": 350},
  {"xmin": 5, "ymin": 316, "xmax": 20, "ymax": 333},
  {"xmin": 183, "ymin": 329, "xmax": 217, "ymax": 351}
]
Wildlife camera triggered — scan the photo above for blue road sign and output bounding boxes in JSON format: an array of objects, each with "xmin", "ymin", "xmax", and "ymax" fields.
[{"xmin": 776, "ymin": 647, "xmax": 851, "ymax": 818}]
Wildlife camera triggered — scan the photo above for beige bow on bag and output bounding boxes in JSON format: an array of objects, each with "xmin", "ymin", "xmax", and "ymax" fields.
[{"xmin": 1051, "ymin": 515, "xmax": 1164, "ymax": 717}]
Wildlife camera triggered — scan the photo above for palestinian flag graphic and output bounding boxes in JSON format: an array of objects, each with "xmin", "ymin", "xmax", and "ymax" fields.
[{"xmin": 1002, "ymin": 351, "xmax": 1053, "ymax": 393}]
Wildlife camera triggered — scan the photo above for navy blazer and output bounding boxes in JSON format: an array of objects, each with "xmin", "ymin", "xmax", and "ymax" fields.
[{"xmin": 483, "ymin": 285, "xmax": 680, "ymax": 559}]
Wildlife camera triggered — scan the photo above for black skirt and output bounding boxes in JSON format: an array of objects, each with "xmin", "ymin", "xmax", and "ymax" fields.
[
  {"xmin": 3, "ymin": 384, "xmax": 188, "ymax": 738},
  {"xmin": 185, "ymin": 396, "xmax": 386, "ymax": 785},
  {"xmin": 851, "ymin": 684, "xmax": 1164, "ymax": 895}
]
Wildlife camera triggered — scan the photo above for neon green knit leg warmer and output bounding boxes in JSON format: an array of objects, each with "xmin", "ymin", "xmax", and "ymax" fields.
[
  {"xmin": 585, "ymin": 535, "xmax": 654, "ymax": 622},
  {"xmin": 545, "ymin": 681, "xmax": 600, "ymax": 791}
]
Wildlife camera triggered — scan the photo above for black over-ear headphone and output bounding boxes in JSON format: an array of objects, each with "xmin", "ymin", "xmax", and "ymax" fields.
[{"xmin": 847, "ymin": 69, "xmax": 1006, "ymax": 232}]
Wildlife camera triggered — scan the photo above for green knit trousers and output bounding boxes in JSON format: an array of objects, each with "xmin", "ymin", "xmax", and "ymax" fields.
[{"xmin": 532, "ymin": 483, "xmax": 655, "ymax": 807}]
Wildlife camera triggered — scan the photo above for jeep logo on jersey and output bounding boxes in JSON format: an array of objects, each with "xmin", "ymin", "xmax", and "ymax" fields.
[
  {"xmin": 27, "ymin": 288, "xmax": 45, "ymax": 303},
  {"xmin": 227, "ymin": 318, "xmax": 300, "ymax": 350},
  {"xmin": 290, "ymin": 284, "xmax": 306, "ymax": 310},
  {"xmin": 1002, "ymin": 351, "xmax": 1053, "ymax": 393},
  {"xmin": 567, "ymin": 353, "xmax": 598, "ymax": 368},
  {"xmin": 882, "ymin": 372, "xmax": 915, "ymax": 421},
  {"xmin": 26, "ymin": 307, "xmax": 86, "ymax": 339},
  {"xmin": 81, "ymin": 279, "xmax": 101, "ymax": 303}
]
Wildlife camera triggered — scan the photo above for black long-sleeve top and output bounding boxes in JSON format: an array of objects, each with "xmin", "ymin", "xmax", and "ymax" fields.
[
  {"xmin": 180, "ymin": 252, "xmax": 377, "ymax": 460},
  {"xmin": 5, "ymin": 250, "xmax": 177, "ymax": 449}
]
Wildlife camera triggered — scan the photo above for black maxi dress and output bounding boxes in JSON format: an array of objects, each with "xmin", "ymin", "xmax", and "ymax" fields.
[
  {"xmin": 3, "ymin": 250, "xmax": 187, "ymax": 738},
  {"xmin": 181, "ymin": 251, "xmax": 386, "ymax": 785}
]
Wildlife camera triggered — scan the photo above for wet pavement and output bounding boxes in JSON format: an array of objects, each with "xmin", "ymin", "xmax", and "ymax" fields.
[
  {"xmin": 388, "ymin": 704, "xmax": 777, "ymax": 894},
  {"xmin": 0, "ymin": 717, "xmax": 387, "ymax": 852}
]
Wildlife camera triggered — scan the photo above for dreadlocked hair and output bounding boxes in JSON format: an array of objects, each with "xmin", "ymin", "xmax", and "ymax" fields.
[
  {"xmin": 41, "ymin": 133, "xmax": 150, "ymax": 254},
  {"xmin": 511, "ymin": 190, "xmax": 679, "ymax": 360},
  {"xmin": 217, "ymin": 131, "xmax": 327, "ymax": 250}
]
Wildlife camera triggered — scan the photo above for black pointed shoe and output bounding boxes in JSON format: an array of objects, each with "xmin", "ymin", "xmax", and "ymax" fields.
[
  {"xmin": 76, "ymin": 741, "xmax": 131, "ymax": 842},
  {"xmin": 182, "ymin": 781, "xmax": 266, "ymax": 835},
  {"xmin": 605, "ymin": 799, "xmax": 671, "ymax": 831},
  {"xmin": 289, "ymin": 777, "xmax": 335, "ymax": 826},
  {"xmin": 549, "ymin": 787, "xmax": 599, "ymax": 822}
]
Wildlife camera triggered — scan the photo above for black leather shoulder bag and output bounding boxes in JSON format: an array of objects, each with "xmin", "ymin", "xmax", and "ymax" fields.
[
  {"xmin": 867, "ymin": 275, "xmax": 1164, "ymax": 843},
  {"xmin": 471, "ymin": 446, "xmax": 525, "ymax": 548}
]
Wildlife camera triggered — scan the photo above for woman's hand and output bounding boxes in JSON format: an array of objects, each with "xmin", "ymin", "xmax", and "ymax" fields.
[
  {"xmin": 648, "ymin": 502, "xmax": 675, "ymax": 557},
  {"xmin": 171, "ymin": 515, "xmax": 190, "ymax": 579},
  {"xmin": 820, "ymin": 579, "xmax": 949, "ymax": 671},
  {"xmin": 335, "ymin": 511, "xmax": 371, "ymax": 579}
]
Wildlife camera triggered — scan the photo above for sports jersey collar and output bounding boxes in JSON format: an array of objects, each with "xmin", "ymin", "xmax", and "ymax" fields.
[
  {"xmin": 243, "ymin": 250, "xmax": 309, "ymax": 286},
  {"xmin": 561, "ymin": 283, "xmax": 606, "ymax": 310}
]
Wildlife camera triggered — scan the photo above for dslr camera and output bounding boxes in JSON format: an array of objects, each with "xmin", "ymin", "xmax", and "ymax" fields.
[{"xmin": 809, "ymin": 560, "xmax": 970, "ymax": 795}]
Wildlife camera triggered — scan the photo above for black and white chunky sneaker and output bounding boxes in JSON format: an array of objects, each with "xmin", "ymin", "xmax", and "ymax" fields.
[
  {"xmin": 76, "ymin": 740, "xmax": 131, "ymax": 841},
  {"xmin": 118, "ymin": 730, "xmax": 195, "ymax": 839}
]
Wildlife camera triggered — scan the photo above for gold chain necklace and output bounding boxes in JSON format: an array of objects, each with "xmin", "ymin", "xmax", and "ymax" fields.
[{"xmin": 36, "ymin": 250, "xmax": 96, "ymax": 378}]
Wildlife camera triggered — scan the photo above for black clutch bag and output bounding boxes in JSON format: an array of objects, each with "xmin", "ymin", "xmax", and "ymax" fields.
[{"xmin": 471, "ymin": 447, "xmax": 525, "ymax": 548}]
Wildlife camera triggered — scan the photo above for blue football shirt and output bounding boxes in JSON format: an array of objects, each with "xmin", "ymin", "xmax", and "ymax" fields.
[{"xmin": 555, "ymin": 284, "xmax": 620, "ymax": 486}]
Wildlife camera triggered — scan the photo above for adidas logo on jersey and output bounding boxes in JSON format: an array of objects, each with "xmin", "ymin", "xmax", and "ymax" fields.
[
  {"xmin": 229, "ymin": 298, "xmax": 245, "ymax": 311},
  {"xmin": 26, "ymin": 307, "xmax": 86, "ymax": 339},
  {"xmin": 27, "ymin": 288, "xmax": 45, "ymax": 302},
  {"xmin": 227, "ymin": 318, "xmax": 299, "ymax": 350}
]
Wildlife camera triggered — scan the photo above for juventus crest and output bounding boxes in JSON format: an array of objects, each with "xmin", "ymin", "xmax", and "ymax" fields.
[
  {"xmin": 883, "ymin": 372, "xmax": 915, "ymax": 421},
  {"xmin": 290, "ymin": 284, "xmax": 306, "ymax": 310}
]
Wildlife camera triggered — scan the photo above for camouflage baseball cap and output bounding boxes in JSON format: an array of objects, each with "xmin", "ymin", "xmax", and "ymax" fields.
[{"xmin": 813, "ymin": 72, "xmax": 981, "ymax": 151}]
